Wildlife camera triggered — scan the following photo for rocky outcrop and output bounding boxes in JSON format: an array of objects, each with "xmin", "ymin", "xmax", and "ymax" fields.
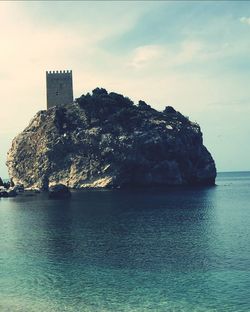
[
  {"xmin": 7, "ymin": 88, "xmax": 216, "ymax": 189},
  {"xmin": 49, "ymin": 184, "xmax": 71, "ymax": 199}
]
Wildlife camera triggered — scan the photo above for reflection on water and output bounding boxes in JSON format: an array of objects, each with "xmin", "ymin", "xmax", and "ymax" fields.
[{"xmin": 0, "ymin": 172, "xmax": 250, "ymax": 311}]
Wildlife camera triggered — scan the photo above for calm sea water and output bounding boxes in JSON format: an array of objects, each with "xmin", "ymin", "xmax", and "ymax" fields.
[{"xmin": 0, "ymin": 172, "xmax": 250, "ymax": 312}]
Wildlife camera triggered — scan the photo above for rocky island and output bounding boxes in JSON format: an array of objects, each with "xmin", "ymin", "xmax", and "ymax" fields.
[{"xmin": 7, "ymin": 88, "xmax": 216, "ymax": 189}]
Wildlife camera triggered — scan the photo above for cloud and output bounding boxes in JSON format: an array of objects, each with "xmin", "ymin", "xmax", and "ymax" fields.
[
  {"xmin": 127, "ymin": 40, "xmax": 225, "ymax": 72},
  {"xmin": 128, "ymin": 41, "xmax": 203, "ymax": 69},
  {"xmin": 128, "ymin": 45, "xmax": 165, "ymax": 68},
  {"xmin": 169, "ymin": 41, "xmax": 203, "ymax": 66},
  {"xmin": 240, "ymin": 17, "xmax": 250, "ymax": 25}
]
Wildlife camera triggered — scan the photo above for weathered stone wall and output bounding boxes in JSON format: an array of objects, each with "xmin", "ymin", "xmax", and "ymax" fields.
[{"xmin": 46, "ymin": 70, "xmax": 73, "ymax": 109}]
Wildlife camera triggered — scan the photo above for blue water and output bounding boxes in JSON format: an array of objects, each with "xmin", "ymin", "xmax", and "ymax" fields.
[{"xmin": 0, "ymin": 172, "xmax": 250, "ymax": 311}]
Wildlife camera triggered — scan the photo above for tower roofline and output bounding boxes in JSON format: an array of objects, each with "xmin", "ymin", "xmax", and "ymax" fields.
[{"xmin": 46, "ymin": 70, "xmax": 72, "ymax": 75}]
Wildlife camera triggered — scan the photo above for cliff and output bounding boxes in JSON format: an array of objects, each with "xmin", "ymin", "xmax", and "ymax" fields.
[{"xmin": 7, "ymin": 88, "xmax": 216, "ymax": 189}]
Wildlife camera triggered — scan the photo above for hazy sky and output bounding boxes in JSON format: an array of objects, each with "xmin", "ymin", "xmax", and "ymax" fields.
[{"xmin": 1, "ymin": 1, "xmax": 250, "ymax": 177}]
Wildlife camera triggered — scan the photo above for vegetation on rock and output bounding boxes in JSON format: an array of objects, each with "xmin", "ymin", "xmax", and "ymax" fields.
[{"xmin": 7, "ymin": 88, "xmax": 216, "ymax": 189}]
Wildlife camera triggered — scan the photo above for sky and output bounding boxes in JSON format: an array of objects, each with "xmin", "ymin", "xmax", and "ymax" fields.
[{"xmin": 0, "ymin": 1, "xmax": 250, "ymax": 177}]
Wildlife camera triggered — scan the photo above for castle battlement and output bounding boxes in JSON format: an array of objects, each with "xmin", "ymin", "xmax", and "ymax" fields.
[
  {"xmin": 46, "ymin": 70, "xmax": 72, "ymax": 75},
  {"xmin": 46, "ymin": 70, "xmax": 74, "ymax": 109}
]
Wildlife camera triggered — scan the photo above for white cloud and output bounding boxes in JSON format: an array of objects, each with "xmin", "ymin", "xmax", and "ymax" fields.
[
  {"xmin": 167, "ymin": 41, "xmax": 204, "ymax": 66},
  {"xmin": 128, "ymin": 45, "xmax": 165, "ymax": 68},
  {"xmin": 128, "ymin": 41, "xmax": 206, "ymax": 69},
  {"xmin": 127, "ymin": 40, "xmax": 224, "ymax": 72},
  {"xmin": 240, "ymin": 17, "xmax": 250, "ymax": 25}
]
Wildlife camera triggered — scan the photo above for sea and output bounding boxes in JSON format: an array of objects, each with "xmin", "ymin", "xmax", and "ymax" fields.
[{"xmin": 0, "ymin": 172, "xmax": 250, "ymax": 312}]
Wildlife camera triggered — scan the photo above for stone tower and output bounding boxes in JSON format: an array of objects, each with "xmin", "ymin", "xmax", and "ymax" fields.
[{"xmin": 46, "ymin": 70, "xmax": 73, "ymax": 109}]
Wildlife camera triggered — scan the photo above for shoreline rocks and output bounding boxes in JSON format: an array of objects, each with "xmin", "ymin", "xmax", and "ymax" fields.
[
  {"xmin": 0, "ymin": 178, "xmax": 40, "ymax": 198},
  {"xmin": 0, "ymin": 187, "xmax": 17, "ymax": 197},
  {"xmin": 48, "ymin": 184, "xmax": 71, "ymax": 199}
]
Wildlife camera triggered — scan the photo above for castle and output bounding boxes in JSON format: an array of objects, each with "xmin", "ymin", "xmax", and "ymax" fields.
[{"xmin": 46, "ymin": 70, "xmax": 74, "ymax": 109}]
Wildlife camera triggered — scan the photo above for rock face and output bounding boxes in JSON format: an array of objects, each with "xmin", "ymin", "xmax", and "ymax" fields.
[
  {"xmin": 7, "ymin": 88, "xmax": 216, "ymax": 189},
  {"xmin": 49, "ymin": 184, "xmax": 71, "ymax": 199}
]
